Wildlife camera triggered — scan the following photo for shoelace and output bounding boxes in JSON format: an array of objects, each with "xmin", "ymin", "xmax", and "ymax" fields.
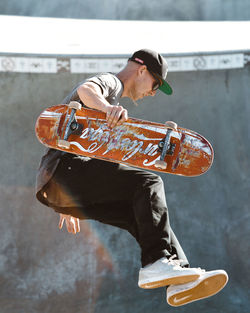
[
  {"xmin": 167, "ymin": 254, "xmax": 183, "ymax": 267},
  {"xmin": 168, "ymin": 255, "xmax": 206, "ymax": 272},
  {"xmin": 167, "ymin": 255, "xmax": 206, "ymax": 274}
]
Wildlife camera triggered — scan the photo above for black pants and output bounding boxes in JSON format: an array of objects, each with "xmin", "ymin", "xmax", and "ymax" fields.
[{"xmin": 50, "ymin": 154, "xmax": 189, "ymax": 267}]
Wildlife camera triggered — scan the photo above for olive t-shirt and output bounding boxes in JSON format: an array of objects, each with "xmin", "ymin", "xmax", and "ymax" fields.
[{"xmin": 62, "ymin": 73, "xmax": 124, "ymax": 106}]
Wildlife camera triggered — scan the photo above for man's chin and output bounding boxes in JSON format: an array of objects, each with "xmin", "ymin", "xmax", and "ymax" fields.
[
  {"xmin": 129, "ymin": 95, "xmax": 141, "ymax": 106},
  {"xmin": 135, "ymin": 94, "xmax": 144, "ymax": 101},
  {"xmin": 128, "ymin": 91, "xmax": 143, "ymax": 104}
]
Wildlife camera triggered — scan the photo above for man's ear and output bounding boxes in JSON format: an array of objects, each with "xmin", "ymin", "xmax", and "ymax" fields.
[{"xmin": 138, "ymin": 65, "xmax": 147, "ymax": 76}]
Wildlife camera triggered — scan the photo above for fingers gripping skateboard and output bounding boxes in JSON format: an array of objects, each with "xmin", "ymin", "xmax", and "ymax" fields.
[
  {"xmin": 58, "ymin": 101, "xmax": 82, "ymax": 149},
  {"xmin": 68, "ymin": 101, "xmax": 82, "ymax": 110},
  {"xmin": 155, "ymin": 121, "xmax": 177, "ymax": 170}
]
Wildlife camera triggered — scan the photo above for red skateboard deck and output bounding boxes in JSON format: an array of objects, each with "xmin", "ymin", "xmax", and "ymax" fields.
[{"xmin": 35, "ymin": 102, "xmax": 214, "ymax": 176}]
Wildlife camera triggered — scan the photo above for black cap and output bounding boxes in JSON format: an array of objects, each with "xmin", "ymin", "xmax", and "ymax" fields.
[{"xmin": 128, "ymin": 48, "xmax": 173, "ymax": 95}]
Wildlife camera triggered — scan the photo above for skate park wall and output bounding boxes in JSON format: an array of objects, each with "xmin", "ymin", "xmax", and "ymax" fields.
[
  {"xmin": 1, "ymin": 0, "xmax": 250, "ymax": 20},
  {"xmin": 1, "ymin": 59, "xmax": 250, "ymax": 313},
  {"xmin": 0, "ymin": 15, "xmax": 250, "ymax": 313}
]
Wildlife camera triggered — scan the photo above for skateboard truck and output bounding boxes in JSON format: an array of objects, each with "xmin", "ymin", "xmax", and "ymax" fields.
[
  {"xmin": 155, "ymin": 121, "xmax": 177, "ymax": 169},
  {"xmin": 58, "ymin": 101, "xmax": 82, "ymax": 149}
]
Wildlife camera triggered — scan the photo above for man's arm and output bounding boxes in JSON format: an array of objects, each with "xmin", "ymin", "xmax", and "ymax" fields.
[{"xmin": 77, "ymin": 82, "xmax": 128, "ymax": 128}]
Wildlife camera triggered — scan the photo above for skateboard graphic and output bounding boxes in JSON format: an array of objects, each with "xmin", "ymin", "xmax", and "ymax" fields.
[{"xmin": 35, "ymin": 102, "xmax": 214, "ymax": 176}]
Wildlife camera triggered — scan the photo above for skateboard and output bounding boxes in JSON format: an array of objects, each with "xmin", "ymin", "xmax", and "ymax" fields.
[{"xmin": 35, "ymin": 102, "xmax": 214, "ymax": 176}]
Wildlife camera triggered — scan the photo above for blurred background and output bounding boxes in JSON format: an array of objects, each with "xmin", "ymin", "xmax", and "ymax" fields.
[{"xmin": 0, "ymin": 1, "xmax": 250, "ymax": 313}]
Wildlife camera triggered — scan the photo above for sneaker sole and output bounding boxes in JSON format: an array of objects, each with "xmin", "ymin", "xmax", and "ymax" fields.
[
  {"xmin": 167, "ymin": 272, "xmax": 228, "ymax": 306},
  {"xmin": 139, "ymin": 274, "xmax": 200, "ymax": 289}
]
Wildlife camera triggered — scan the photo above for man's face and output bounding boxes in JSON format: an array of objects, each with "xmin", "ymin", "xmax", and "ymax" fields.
[{"xmin": 131, "ymin": 66, "xmax": 159, "ymax": 101}]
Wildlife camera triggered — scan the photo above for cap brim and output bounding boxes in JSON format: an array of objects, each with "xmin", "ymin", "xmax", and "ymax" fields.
[
  {"xmin": 159, "ymin": 80, "xmax": 173, "ymax": 95},
  {"xmin": 152, "ymin": 72, "xmax": 173, "ymax": 95}
]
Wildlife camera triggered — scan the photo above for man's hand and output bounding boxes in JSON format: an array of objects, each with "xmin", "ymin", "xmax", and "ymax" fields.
[
  {"xmin": 106, "ymin": 105, "xmax": 128, "ymax": 128},
  {"xmin": 59, "ymin": 214, "xmax": 80, "ymax": 234}
]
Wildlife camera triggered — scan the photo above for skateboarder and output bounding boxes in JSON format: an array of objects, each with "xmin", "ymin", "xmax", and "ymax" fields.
[{"xmin": 36, "ymin": 49, "xmax": 228, "ymax": 306}]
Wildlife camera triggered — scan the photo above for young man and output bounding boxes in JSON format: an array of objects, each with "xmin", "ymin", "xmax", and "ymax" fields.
[{"xmin": 36, "ymin": 49, "xmax": 228, "ymax": 306}]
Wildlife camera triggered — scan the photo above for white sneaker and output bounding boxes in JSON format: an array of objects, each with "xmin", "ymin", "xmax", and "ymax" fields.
[
  {"xmin": 166, "ymin": 269, "xmax": 228, "ymax": 306},
  {"xmin": 138, "ymin": 255, "xmax": 201, "ymax": 289}
]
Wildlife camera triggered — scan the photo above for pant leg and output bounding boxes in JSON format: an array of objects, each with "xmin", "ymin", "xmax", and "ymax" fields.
[
  {"xmin": 50, "ymin": 154, "xmax": 189, "ymax": 267},
  {"xmin": 169, "ymin": 228, "xmax": 189, "ymax": 268}
]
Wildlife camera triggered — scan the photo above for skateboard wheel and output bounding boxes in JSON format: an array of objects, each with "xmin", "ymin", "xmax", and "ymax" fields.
[
  {"xmin": 165, "ymin": 121, "xmax": 177, "ymax": 130},
  {"xmin": 155, "ymin": 160, "xmax": 167, "ymax": 169},
  {"xmin": 58, "ymin": 140, "xmax": 71, "ymax": 149},
  {"xmin": 68, "ymin": 101, "xmax": 82, "ymax": 110}
]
